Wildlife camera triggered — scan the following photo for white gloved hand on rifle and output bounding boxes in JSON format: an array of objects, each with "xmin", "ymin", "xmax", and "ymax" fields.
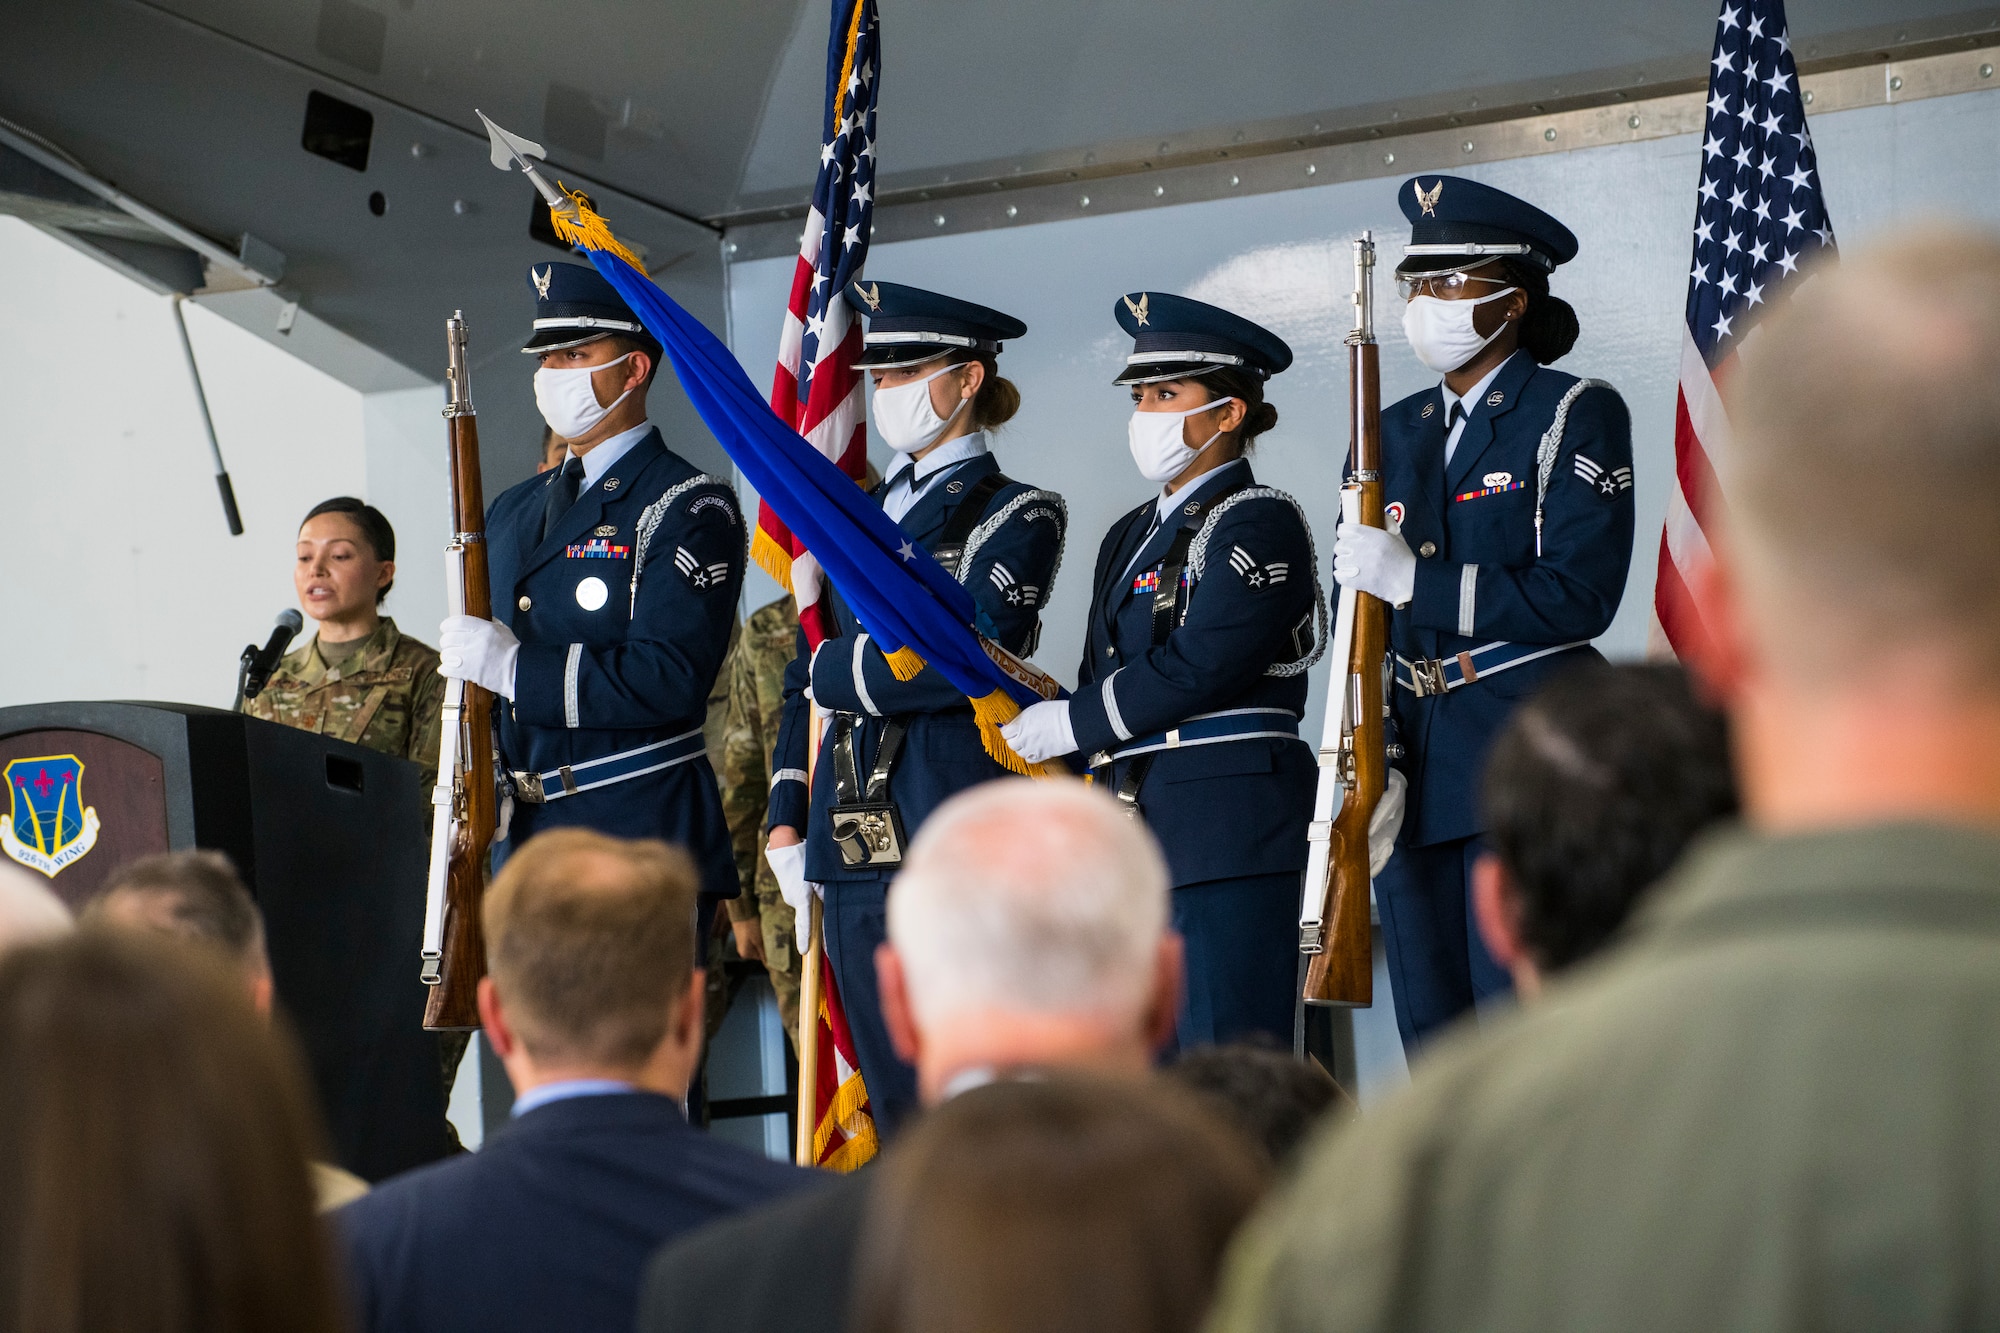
[
  {"xmin": 1369, "ymin": 769, "xmax": 1408, "ymax": 878},
  {"xmin": 438, "ymin": 615, "xmax": 521, "ymax": 700},
  {"xmin": 1332, "ymin": 521, "xmax": 1417, "ymax": 608}
]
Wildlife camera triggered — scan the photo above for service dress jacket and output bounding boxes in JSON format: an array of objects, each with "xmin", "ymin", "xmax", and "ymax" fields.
[
  {"xmin": 1375, "ymin": 350, "xmax": 1634, "ymax": 847},
  {"xmin": 1069, "ymin": 460, "xmax": 1320, "ymax": 890},
  {"xmin": 766, "ymin": 451, "xmax": 1066, "ymax": 885},
  {"xmin": 486, "ymin": 428, "xmax": 744, "ymax": 896}
]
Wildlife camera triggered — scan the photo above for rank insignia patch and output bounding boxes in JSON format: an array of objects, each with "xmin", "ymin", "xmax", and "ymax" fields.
[
  {"xmin": 1228, "ymin": 544, "xmax": 1288, "ymax": 589},
  {"xmin": 989, "ymin": 563, "xmax": 1040, "ymax": 608},
  {"xmin": 674, "ymin": 546, "xmax": 732, "ymax": 590},
  {"xmin": 1, "ymin": 754, "xmax": 100, "ymax": 879},
  {"xmin": 1573, "ymin": 455, "xmax": 1634, "ymax": 498},
  {"xmin": 565, "ymin": 539, "xmax": 632, "ymax": 559}
]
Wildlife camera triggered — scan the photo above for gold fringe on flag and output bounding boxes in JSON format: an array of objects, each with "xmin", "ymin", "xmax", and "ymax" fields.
[
  {"xmin": 883, "ymin": 646, "xmax": 927, "ymax": 681},
  {"xmin": 549, "ymin": 184, "xmax": 646, "ymax": 271},
  {"xmin": 750, "ymin": 526, "xmax": 796, "ymax": 596},
  {"xmin": 969, "ymin": 688, "xmax": 1065, "ymax": 779}
]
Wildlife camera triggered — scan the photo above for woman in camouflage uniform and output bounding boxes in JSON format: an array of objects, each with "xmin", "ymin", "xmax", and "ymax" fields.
[{"xmin": 242, "ymin": 497, "xmax": 444, "ymax": 788}]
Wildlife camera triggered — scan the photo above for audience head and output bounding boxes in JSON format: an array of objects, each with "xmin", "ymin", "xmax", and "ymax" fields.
[
  {"xmin": 1165, "ymin": 1041, "xmax": 1346, "ymax": 1167},
  {"xmin": 1710, "ymin": 225, "xmax": 2000, "ymax": 827},
  {"xmin": 878, "ymin": 779, "xmax": 1180, "ymax": 1103},
  {"xmin": 0, "ymin": 863, "xmax": 70, "ymax": 954},
  {"xmin": 1473, "ymin": 664, "xmax": 1738, "ymax": 996},
  {"xmin": 479, "ymin": 829, "xmax": 705, "ymax": 1097},
  {"xmin": 86, "ymin": 850, "xmax": 272, "ymax": 1012},
  {"xmin": 851, "ymin": 1075, "xmax": 1267, "ymax": 1333},
  {"xmin": 0, "ymin": 931, "xmax": 341, "ymax": 1333}
]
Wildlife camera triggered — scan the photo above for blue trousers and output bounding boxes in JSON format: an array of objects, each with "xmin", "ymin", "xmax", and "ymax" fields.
[
  {"xmin": 820, "ymin": 878, "xmax": 920, "ymax": 1141},
  {"xmin": 1375, "ymin": 834, "xmax": 1511, "ymax": 1052},
  {"xmin": 1172, "ymin": 873, "xmax": 1299, "ymax": 1051}
]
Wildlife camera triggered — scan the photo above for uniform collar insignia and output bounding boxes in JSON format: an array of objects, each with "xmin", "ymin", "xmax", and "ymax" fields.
[
  {"xmin": 857, "ymin": 281, "xmax": 882, "ymax": 312},
  {"xmin": 532, "ymin": 266, "xmax": 553, "ymax": 300},
  {"xmin": 1123, "ymin": 293, "xmax": 1150, "ymax": 327},
  {"xmin": 1416, "ymin": 179, "xmax": 1443, "ymax": 217}
]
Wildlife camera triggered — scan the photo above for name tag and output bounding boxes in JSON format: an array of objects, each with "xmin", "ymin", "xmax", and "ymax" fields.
[
  {"xmin": 1454, "ymin": 480, "xmax": 1526, "ymax": 504},
  {"xmin": 565, "ymin": 540, "xmax": 632, "ymax": 559}
]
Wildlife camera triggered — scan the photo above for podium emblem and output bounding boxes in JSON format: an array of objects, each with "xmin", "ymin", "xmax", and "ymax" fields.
[{"xmin": 2, "ymin": 754, "xmax": 101, "ymax": 879}]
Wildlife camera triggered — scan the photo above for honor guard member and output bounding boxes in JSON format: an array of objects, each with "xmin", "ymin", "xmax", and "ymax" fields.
[
  {"xmin": 1334, "ymin": 176, "xmax": 1635, "ymax": 1051},
  {"xmin": 1004, "ymin": 293, "xmax": 1322, "ymax": 1051},
  {"xmin": 765, "ymin": 282, "xmax": 1066, "ymax": 1136},
  {"xmin": 247, "ymin": 497, "xmax": 444, "ymax": 791},
  {"xmin": 439, "ymin": 261, "xmax": 745, "ymax": 915}
]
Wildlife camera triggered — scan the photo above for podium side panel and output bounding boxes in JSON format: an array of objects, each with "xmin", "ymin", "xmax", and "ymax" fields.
[
  {"xmin": 241, "ymin": 722, "xmax": 449, "ymax": 1182},
  {"xmin": 0, "ymin": 728, "xmax": 169, "ymax": 910}
]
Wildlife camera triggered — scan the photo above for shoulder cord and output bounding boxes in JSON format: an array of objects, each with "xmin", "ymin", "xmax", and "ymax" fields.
[
  {"xmin": 1533, "ymin": 379, "xmax": 1614, "ymax": 557},
  {"xmin": 956, "ymin": 486, "xmax": 1070, "ymax": 593},
  {"xmin": 629, "ymin": 474, "xmax": 742, "ymax": 618},
  {"xmin": 1185, "ymin": 486, "xmax": 1328, "ymax": 678}
]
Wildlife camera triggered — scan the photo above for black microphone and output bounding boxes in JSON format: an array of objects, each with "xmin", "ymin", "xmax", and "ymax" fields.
[{"xmin": 240, "ymin": 609, "xmax": 304, "ymax": 702}]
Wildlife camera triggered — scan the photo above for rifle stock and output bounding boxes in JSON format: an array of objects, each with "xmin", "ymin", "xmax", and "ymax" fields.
[
  {"xmin": 421, "ymin": 311, "xmax": 498, "ymax": 1031},
  {"xmin": 1300, "ymin": 235, "xmax": 1387, "ymax": 1008}
]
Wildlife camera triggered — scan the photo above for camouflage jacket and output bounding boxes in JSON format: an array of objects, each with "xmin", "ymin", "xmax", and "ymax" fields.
[
  {"xmin": 709, "ymin": 596, "xmax": 797, "ymax": 923},
  {"xmin": 241, "ymin": 617, "xmax": 445, "ymax": 791}
]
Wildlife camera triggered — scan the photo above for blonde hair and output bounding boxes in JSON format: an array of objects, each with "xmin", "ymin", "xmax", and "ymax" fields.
[{"xmin": 1727, "ymin": 224, "xmax": 2000, "ymax": 680}]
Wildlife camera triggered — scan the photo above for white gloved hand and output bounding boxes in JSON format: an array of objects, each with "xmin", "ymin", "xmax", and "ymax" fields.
[
  {"xmin": 438, "ymin": 615, "xmax": 521, "ymax": 700},
  {"xmin": 1332, "ymin": 520, "xmax": 1418, "ymax": 608},
  {"xmin": 1368, "ymin": 769, "xmax": 1409, "ymax": 878},
  {"xmin": 765, "ymin": 840, "xmax": 815, "ymax": 954},
  {"xmin": 1000, "ymin": 699, "xmax": 1077, "ymax": 764}
]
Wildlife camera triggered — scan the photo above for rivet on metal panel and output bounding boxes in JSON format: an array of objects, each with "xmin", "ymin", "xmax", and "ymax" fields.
[
  {"xmin": 1229, "ymin": 174, "xmax": 1240, "ymax": 186},
  {"xmin": 1383, "ymin": 152, "xmax": 1395, "ymax": 165},
  {"xmin": 1306, "ymin": 163, "xmax": 1317, "ymax": 175},
  {"xmin": 1804, "ymin": 89, "xmax": 1815, "ymax": 103},
  {"xmin": 1544, "ymin": 128, "xmax": 1558, "ymax": 141},
  {"xmin": 1629, "ymin": 114, "xmax": 1642, "ymax": 128},
  {"xmin": 1152, "ymin": 185, "xmax": 1165, "ymax": 197},
  {"xmin": 1890, "ymin": 74, "xmax": 1905, "ymax": 91},
  {"xmin": 1005, "ymin": 205, "xmax": 1018, "ymax": 218},
  {"xmin": 1463, "ymin": 140, "xmax": 1475, "ymax": 152},
  {"xmin": 1984, "ymin": 63, "xmax": 1995, "ymax": 77},
  {"xmin": 1079, "ymin": 196, "xmax": 1091, "ymax": 207},
  {"xmin": 933, "ymin": 214, "xmax": 946, "ymax": 227}
]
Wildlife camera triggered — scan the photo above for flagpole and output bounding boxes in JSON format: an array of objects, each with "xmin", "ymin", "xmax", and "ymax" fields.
[{"xmin": 794, "ymin": 702, "xmax": 825, "ymax": 1167}]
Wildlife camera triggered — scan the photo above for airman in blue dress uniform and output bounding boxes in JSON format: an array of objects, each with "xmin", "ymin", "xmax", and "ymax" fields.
[
  {"xmin": 1005, "ymin": 292, "xmax": 1322, "ymax": 1050},
  {"xmin": 765, "ymin": 282, "xmax": 1066, "ymax": 1135},
  {"xmin": 438, "ymin": 262, "xmax": 744, "ymax": 912},
  {"xmin": 1333, "ymin": 176, "xmax": 1636, "ymax": 1050}
]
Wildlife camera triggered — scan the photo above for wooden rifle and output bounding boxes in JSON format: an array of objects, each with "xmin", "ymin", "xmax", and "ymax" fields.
[
  {"xmin": 420, "ymin": 311, "xmax": 498, "ymax": 1030},
  {"xmin": 1299, "ymin": 233, "xmax": 1388, "ymax": 1009}
]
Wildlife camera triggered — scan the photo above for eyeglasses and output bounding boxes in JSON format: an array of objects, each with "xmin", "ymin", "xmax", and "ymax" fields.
[{"xmin": 1396, "ymin": 267, "xmax": 1509, "ymax": 301}]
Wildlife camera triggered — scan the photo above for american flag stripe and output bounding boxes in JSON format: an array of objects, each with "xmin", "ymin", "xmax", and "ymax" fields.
[
  {"xmin": 1654, "ymin": 0, "xmax": 1832, "ymax": 658},
  {"xmin": 754, "ymin": 0, "xmax": 880, "ymax": 649}
]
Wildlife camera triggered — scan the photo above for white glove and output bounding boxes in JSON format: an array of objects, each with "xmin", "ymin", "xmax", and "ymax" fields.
[
  {"xmin": 438, "ymin": 615, "xmax": 521, "ymax": 700},
  {"xmin": 1332, "ymin": 521, "xmax": 1418, "ymax": 608},
  {"xmin": 1369, "ymin": 769, "xmax": 1408, "ymax": 878},
  {"xmin": 765, "ymin": 841, "xmax": 815, "ymax": 954},
  {"xmin": 1000, "ymin": 699, "xmax": 1077, "ymax": 764}
]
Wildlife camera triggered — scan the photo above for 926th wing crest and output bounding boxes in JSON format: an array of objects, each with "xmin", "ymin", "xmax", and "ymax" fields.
[
  {"xmin": 1123, "ymin": 293, "xmax": 1150, "ymax": 326},
  {"xmin": 1416, "ymin": 179, "xmax": 1443, "ymax": 217},
  {"xmin": 1, "ymin": 755, "xmax": 101, "ymax": 879},
  {"xmin": 532, "ymin": 266, "xmax": 553, "ymax": 300}
]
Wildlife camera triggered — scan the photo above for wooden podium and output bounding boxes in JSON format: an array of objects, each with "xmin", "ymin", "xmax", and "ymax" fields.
[{"xmin": 0, "ymin": 701, "xmax": 449, "ymax": 1181}]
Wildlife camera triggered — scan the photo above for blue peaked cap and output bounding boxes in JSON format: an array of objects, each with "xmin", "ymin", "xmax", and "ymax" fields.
[
  {"xmin": 1111, "ymin": 290, "xmax": 1292, "ymax": 386},
  {"xmin": 848, "ymin": 280, "xmax": 1027, "ymax": 367},
  {"xmin": 521, "ymin": 260, "xmax": 660, "ymax": 354},
  {"xmin": 1396, "ymin": 175, "xmax": 1578, "ymax": 276}
]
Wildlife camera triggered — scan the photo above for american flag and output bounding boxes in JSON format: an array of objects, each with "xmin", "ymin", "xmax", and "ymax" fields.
[
  {"xmin": 755, "ymin": 0, "xmax": 880, "ymax": 649},
  {"xmin": 1654, "ymin": 0, "xmax": 1834, "ymax": 658}
]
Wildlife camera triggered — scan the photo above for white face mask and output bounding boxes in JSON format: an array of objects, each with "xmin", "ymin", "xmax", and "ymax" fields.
[
  {"xmin": 1127, "ymin": 395, "xmax": 1237, "ymax": 484},
  {"xmin": 534, "ymin": 352, "xmax": 636, "ymax": 439},
  {"xmin": 871, "ymin": 361, "xmax": 969, "ymax": 454},
  {"xmin": 1401, "ymin": 288, "xmax": 1518, "ymax": 374}
]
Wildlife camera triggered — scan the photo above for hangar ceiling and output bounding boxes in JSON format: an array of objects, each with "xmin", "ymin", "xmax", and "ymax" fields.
[{"xmin": 2, "ymin": 0, "xmax": 1998, "ymax": 482}]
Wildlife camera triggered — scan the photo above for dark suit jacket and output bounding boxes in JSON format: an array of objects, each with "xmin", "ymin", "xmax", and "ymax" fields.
[
  {"xmin": 637, "ymin": 1169, "xmax": 871, "ymax": 1333},
  {"xmin": 337, "ymin": 1092, "xmax": 809, "ymax": 1333}
]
